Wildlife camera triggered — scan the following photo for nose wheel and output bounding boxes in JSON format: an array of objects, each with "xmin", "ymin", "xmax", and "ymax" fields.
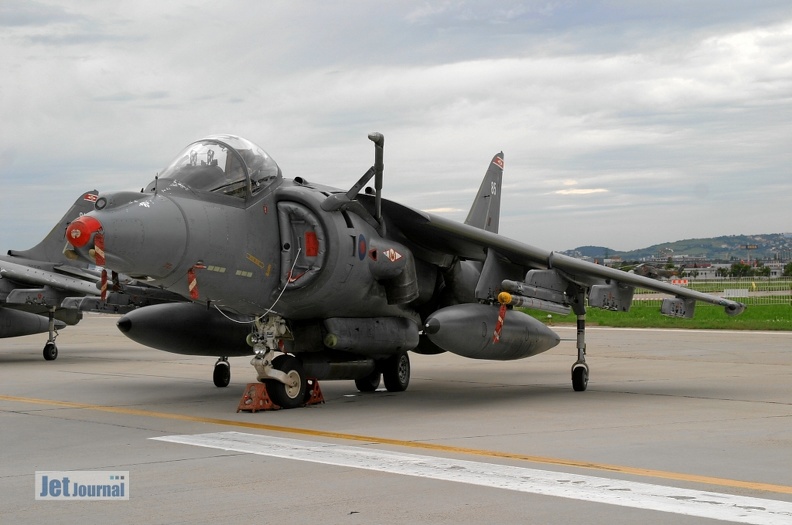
[{"xmin": 264, "ymin": 354, "xmax": 308, "ymax": 409}]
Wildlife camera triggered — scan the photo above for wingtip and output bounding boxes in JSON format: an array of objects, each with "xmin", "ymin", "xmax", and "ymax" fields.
[{"xmin": 725, "ymin": 302, "xmax": 746, "ymax": 316}]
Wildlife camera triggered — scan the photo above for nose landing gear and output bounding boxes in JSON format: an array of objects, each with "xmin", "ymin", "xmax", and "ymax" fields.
[{"xmin": 247, "ymin": 315, "xmax": 310, "ymax": 409}]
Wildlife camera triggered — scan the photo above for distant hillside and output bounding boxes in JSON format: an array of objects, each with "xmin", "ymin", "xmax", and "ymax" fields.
[
  {"xmin": 570, "ymin": 246, "xmax": 613, "ymax": 259},
  {"xmin": 565, "ymin": 233, "xmax": 792, "ymax": 262}
]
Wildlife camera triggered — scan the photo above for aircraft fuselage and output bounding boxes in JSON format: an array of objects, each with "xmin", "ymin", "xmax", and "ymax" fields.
[{"xmin": 68, "ymin": 178, "xmax": 422, "ymax": 323}]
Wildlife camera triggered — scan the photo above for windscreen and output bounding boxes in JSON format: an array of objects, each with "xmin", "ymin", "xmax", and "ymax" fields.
[{"xmin": 151, "ymin": 135, "xmax": 281, "ymax": 198}]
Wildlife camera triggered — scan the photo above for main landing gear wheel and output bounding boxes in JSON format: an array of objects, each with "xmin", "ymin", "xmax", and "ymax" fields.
[
  {"xmin": 265, "ymin": 355, "xmax": 307, "ymax": 409},
  {"xmin": 382, "ymin": 351, "xmax": 410, "ymax": 392},
  {"xmin": 572, "ymin": 364, "xmax": 589, "ymax": 392},
  {"xmin": 213, "ymin": 358, "xmax": 230, "ymax": 387},
  {"xmin": 43, "ymin": 342, "xmax": 58, "ymax": 361},
  {"xmin": 355, "ymin": 369, "xmax": 381, "ymax": 392}
]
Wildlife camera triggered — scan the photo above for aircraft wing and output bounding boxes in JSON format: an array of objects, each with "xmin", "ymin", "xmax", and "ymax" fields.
[
  {"xmin": 62, "ymin": 280, "xmax": 187, "ymax": 314},
  {"xmin": 381, "ymin": 199, "xmax": 745, "ymax": 316},
  {"xmin": 0, "ymin": 259, "xmax": 100, "ymax": 297}
]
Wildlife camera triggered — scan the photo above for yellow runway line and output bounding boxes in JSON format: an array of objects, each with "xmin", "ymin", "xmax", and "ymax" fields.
[{"xmin": 3, "ymin": 394, "xmax": 791, "ymax": 496}]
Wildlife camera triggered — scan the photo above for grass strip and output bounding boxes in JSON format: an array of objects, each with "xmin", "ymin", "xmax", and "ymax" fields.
[{"xmin": 522, "ymin": 304, "xmax": 792, "ymax": 331}]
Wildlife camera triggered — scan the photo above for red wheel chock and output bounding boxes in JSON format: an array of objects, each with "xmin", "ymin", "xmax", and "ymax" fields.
[
  {"xmin": 304, "ymin": 378, "xmax": 325, "ymax": 406},
  {"xmin": 236, "ymin": 378, "xmax": 324, "ymax": 413}
]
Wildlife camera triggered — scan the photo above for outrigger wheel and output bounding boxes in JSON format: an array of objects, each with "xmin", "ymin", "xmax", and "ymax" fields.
[
  {"xmin": 570, "ymin": 288, "xmax": 589, "ymax": 392},
  {"xmin": 213, "ymin": 357, "xmax": 230, "ymax": 387},
  {"xmin": 572, "ymin": 363, "xmax": 589, "ymax": 392},
  {"xmin": 43, "ymin": 307, "xmax": 59, "ymax": 361},
  {"xmin": 43, "ymin": 342, "xmax": 58, "ymax": 361}
]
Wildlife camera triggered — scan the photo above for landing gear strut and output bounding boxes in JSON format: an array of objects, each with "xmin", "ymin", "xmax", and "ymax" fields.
[{"xmin": 43, "ymin": 307, "xmax": 58, "ymax": 361}]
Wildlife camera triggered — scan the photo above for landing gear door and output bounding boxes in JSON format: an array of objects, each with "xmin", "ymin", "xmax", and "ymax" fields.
[{"xmin": 277, "ymin": 202, "xmax": 326, "ymax": 289}]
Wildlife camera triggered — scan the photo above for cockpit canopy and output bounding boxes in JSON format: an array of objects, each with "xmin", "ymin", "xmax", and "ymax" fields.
[{"xmin": 147, "ymin": 135, "xmax": 281, "ymax": 199}]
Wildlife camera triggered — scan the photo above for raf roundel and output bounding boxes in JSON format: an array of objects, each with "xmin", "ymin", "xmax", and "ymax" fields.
[{"xmin": 357, "ymin": 234, "xmax": 367, "ymax": 261}]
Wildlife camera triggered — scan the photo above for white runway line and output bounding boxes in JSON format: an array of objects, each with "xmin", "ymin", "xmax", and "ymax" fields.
[{"xmin": 152, "ymin": 431, "xmax": 792, "ymax": 525}]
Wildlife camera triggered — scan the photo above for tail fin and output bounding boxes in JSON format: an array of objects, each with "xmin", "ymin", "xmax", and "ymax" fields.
[
  {"xmin": 8, "ymin": 190, "xmax": 99, "ymax": 265},
  {"xmin": 464, "ymin": 153, "xmax": 503, "ymax": 233}
]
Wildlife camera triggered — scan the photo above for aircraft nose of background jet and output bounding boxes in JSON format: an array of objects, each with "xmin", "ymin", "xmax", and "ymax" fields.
[
  {"xmin": 66, "ymin": 215, "xmax": 103, "ymax": 248},
  {"xmin": 65, "ymin": 192, "xmax": 188, "ymax": 280}
]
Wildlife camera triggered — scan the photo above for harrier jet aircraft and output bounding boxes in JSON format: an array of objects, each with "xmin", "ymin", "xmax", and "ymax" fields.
[
  {"xmin": 63, "ymin": 133, "xmax": 745, "ymax": 408},
  {"xmin": 0, "ymin": 191, "xmax": 102, "ymax": 359},
  {"xmin": 1, "ymin": 191, "xmax": 186, "ymax": 360}
]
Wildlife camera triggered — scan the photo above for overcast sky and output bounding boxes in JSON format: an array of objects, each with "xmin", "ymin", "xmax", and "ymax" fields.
[{"xmin": 2, "ymin": 1, "xmax": 791, "ymax": 253}]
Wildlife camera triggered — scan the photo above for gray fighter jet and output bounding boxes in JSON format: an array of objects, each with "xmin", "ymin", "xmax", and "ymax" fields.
[
  {"xmin": 0, "ymin": 192, "xmax": 102, "ymax": 359},
  {"xmin": 63, "ymin": 134, "xmax": 745, "ymax": 407},
  {"xmin": 1, "ymin": 191, "xmax": 187, "ymax": 360}
]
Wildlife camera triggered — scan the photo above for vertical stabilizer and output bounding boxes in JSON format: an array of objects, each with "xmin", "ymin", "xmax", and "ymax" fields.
[
  {"xmin": 464, "ymin": 153, "xmax": 503, "ymax": 233},
  {"xmin": 8, "ymin": 191, "xmax": 99, "ymax": 265}
]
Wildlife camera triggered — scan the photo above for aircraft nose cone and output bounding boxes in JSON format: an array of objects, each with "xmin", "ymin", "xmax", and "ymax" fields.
[
  {"xmin": 66, "ymin": 216, "xmax": 103, "ymax": 248},
  {"xmin": 117, "ymin": 316, "xmax": 132, "ymax": 333},
  {"xmin": 88, "ymin": 193, "xmax": 188, "ymax": 279},
  {"xmin": 424, "ymin": 317, "xmax": 440, "ymax": 335}
]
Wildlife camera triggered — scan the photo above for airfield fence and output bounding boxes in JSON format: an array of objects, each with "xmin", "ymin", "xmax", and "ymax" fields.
[{"xmin": 632, "ymin": 279, "xmax": 792, "ymax": 307}]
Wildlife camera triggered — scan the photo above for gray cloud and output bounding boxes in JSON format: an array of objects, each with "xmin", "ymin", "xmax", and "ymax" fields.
[{"xmin": 1, "ymin": 1, "xmax": 791, "ymax": 252}]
